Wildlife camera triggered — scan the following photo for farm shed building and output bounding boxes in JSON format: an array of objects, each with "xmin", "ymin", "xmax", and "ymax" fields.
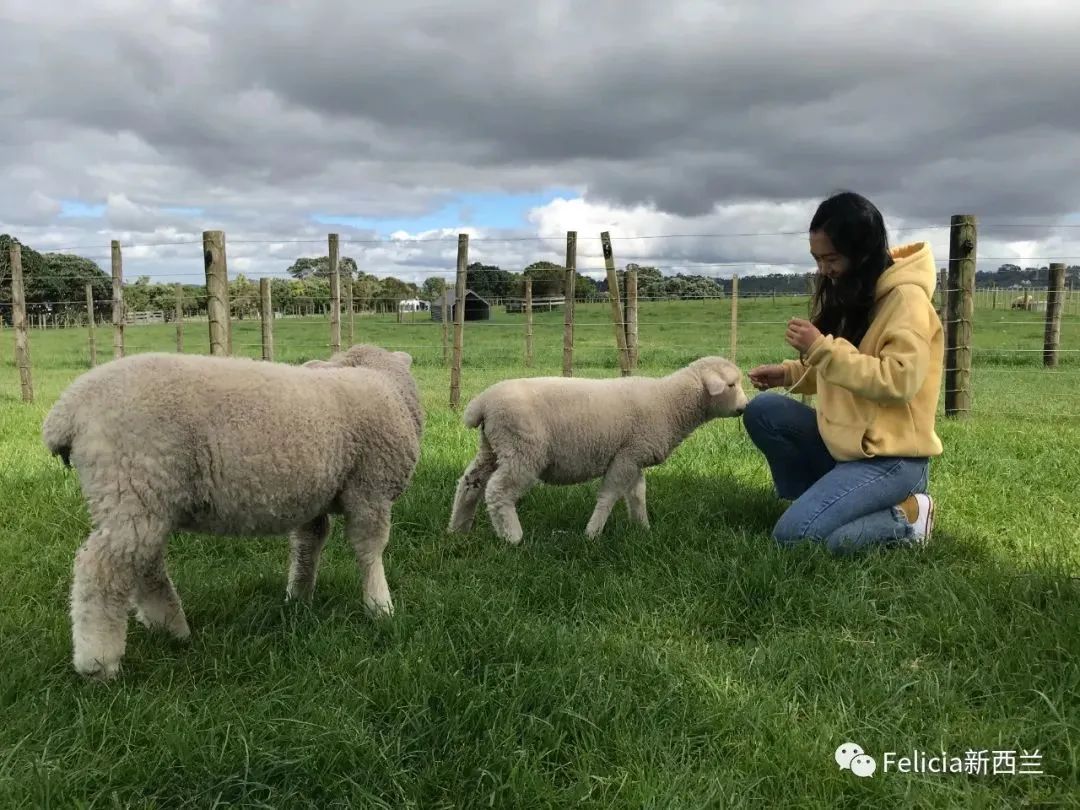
[{"xmin": 430, "ymin": 289, "xmax": 491, "ymax": 322}]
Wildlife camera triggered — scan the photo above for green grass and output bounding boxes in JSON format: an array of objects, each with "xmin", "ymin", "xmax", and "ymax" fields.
[{"xmin": 2, "ymin": 297, "xmax": 1079, "ymax": 807}]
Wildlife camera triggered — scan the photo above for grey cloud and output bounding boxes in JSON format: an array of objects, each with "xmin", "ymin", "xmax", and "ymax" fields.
[{"xmin": 2, "ymin": 0, "xmax": 1079, "ymax": 284}]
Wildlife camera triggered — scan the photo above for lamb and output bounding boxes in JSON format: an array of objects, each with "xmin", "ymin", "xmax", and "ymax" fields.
[
  {"xmin": 41, "ymin": 343, "xmax": 422, "ymax": 680},
  {"xmin": 447, "ymin": 356, "xmax": 748, "ymax": 544}
]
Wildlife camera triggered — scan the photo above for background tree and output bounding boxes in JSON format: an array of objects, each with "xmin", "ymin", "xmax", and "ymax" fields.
[{"xmin": 420, "ymin": 277, "xmax": 447, "ymax": 301}]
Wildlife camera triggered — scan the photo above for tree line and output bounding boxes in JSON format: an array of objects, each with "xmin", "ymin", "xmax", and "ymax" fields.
[{"xmin": 2, "ymin": 233, "xmax": 1077, "ymax": 324}]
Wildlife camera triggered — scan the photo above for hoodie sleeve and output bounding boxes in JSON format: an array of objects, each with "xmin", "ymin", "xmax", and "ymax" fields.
[
  {"xmin": 801, "ymin": 288, "xmax": 931, "ymax": 404},
  {"xmin": 781, "ymin": 358, "xmax": 816, "ymax": 394}
]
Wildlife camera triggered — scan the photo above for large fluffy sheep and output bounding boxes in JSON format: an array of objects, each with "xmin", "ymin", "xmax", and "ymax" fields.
[
  {"xmin": 447, "ymin": 356, "xmax": 748, "ymax": 544},
  {"xmin": 42, "ymin": 344, "xmax": 422, "ymax": 680}
]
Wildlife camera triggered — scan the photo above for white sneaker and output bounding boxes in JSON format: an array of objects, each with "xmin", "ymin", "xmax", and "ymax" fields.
[{"xmin": 910, "ymin": 493, "xmax": 935, "ymax": 544}]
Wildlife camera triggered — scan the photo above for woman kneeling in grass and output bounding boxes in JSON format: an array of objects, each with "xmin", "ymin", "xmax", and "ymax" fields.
[{"xmin": 745, "ymin": 191, "xmax": 943, "ymax": 554}]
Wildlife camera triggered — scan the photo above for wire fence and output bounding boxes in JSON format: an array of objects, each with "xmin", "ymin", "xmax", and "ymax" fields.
[{"xmin": 2, "ymin": 222, "xmax": 1079, "ymax": 422}]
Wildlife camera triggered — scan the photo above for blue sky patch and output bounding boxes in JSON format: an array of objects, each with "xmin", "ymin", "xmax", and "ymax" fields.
[
  {"xmin": 311, "ymin": 187, "xmax": 579, "ymax": 234},
  {"xmin": 58, "ymin": 200, "xmax": 106, "ymax": 218}
]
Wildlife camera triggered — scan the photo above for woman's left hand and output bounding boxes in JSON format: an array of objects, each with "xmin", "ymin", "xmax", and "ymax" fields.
[{"xmin": 785, "ymin": 318, "xmax": 822, "ymax": 354}]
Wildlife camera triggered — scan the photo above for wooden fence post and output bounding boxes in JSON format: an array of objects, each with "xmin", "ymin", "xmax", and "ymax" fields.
[
  {"xmin": 111, "ymin": 240, "xmax": 124, "ymax": 359},
  {"xmin": 329, "ymin": 233, "xmax": 341, "ymax": 354},
  {"xmin": 203, "ymin": 230, "xmax": 230, "ymax": 356},
  {"xmin": 562, "ymin": 230, "xmax": 577, "ymax": 377},
  {"xmin": 524, "ymin": 277, "xmax": 534, "ymax": 367},
  {"xmin": 345, "ymin": 274, "xmax": 354, "ymax": 346},
  {"xmin": 174, "ymin": 283, "xmax": 184, "ymax": 351},
  {"xmin": 10, "ymin": 243, "xmax": 33, "ymax": 402},
  {"xmin": 938, "ymin": 268, "xmax": 947, "ymax": 317},
  {"xmin": 1044, "ymin": 262, "xmax": 1065, "ymax": 368},
  {"xmin": 450, "ymin": 233, "xmax": 468, "ymax": 409},
  {"xmin": 730, "ymin": 274, "xmax": 739, "ymax": 363},
  {"xmin": 260, "ymin": 277, "xmax": 274, "ymax": 361},
  {"xmin": 944, "ymin": 215, "xmax": 976, "ymax": 417},
  {"xmin": 626, "ymin": 264, "xmax": 638, "ymax": 370},
  {"xmin": 600, "ymin": 231, "xmax": 630, "ymax": 375},
  {"xmin": 441, "ymin": 282, "xmax": 449, "ymax": 365},
  {"xmin": 85, "ymin": 282, "xmax": 96, "ymax": 366}
]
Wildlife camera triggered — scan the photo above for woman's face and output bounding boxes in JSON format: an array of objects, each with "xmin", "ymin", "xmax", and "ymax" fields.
[{"xmin": 809, "ymin": 230, "xmax": 850, "ymax": 280}]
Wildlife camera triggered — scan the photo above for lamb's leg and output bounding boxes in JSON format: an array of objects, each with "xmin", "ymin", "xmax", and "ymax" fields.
[
  {"xmin": 342, "ymin": 492, "xmax": 395, "ymax": 617},
  {"xmin": 448, "ymin": 436, "xmax": 497, "ymax": 534},
  {"xmin": 623, "ymin": 470, "xmax": 650, "ymax": 529},
  {"xmin": 71, "ymin": 514, "xmax": 170, "ymax": 680},
  {"xmin": 484, "ymin": 462, "xmax": 537, "ymax": 545},
  {"xmin": 131, "ymin": 552, "xmax": 190, "ymax": 641},
  {"xmin": 586, "ymin": 459, "xmax": 643, "ymax": 539},
  {"xmin": 286, "ymin": 514, "xmax": 331, "ymax": 601}
]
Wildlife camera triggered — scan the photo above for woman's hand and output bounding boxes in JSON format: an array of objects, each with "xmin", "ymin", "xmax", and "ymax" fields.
[
  {"xmin": 748, "ymin": 363, "xmax": 786, "ymax": 391},
  {"xmin": 784, "ymin": 318, "xmax": 822, "ymax": 354}
]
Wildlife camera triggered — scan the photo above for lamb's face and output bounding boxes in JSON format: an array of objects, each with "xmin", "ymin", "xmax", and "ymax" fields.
[{"xmin": 692, "ymin": 357, "xmax": 749, "ymax": 418}]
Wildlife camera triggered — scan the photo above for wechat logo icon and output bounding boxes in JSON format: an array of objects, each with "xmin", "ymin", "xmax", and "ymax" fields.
[{"xmin": 836, "ymin": 742, "xmax": 877, "ymax": 778}]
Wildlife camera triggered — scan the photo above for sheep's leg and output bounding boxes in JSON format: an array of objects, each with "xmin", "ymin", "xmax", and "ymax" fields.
[
  {"xmin": 70, "ymin": 515, "xmax": 170, "ymax": 680},
  {"xmin": 286, "ymin": 514, "xmax": 331, "ymax": 601},
  {"xmin": 131, "ymin": 552, "xmax": 190, "ymax": 641},
  {"xmin": 342, "ymin": 494, "xmax": 395, "ymax": 617},
  {"xmin": 623, "ymin": 470, "xmax": 650, "ymax": 529},
  {"xmin": 586, "ymin": 460, "xmax": 642, "ymax": 539},
  {"xmin": 448, "ymin": 436, "xmax": 497, "ymax": 534},
  {"xmin": 483, "ymin": 463, "xmax": 537, "ymax": 545}
]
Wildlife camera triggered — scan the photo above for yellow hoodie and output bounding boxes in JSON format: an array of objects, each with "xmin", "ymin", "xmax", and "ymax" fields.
[{"xmin": 780, "ymin": 241, "xmax": 944, "ymax": 462}]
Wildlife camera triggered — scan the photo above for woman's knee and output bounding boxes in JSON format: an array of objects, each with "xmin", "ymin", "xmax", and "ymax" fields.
[{"xmin": 771, "ymin": 505, "xmax": 820, "ymax": 549}]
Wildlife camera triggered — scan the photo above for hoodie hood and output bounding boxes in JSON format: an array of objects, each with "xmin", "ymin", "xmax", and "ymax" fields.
[{"xmin": 875, "ymin": 241, "xmax": 937, "ymax": 300}]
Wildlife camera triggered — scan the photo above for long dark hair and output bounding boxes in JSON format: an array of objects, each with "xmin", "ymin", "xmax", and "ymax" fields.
[{"xmin": 808, "ymin": 191, "xmax": 894, "ymax": 346}]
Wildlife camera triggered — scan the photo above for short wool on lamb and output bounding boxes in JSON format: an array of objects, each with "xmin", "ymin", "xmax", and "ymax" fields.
[{"xmin": 448, "ymin": 356, "xmax": 749, "ymax": 544}]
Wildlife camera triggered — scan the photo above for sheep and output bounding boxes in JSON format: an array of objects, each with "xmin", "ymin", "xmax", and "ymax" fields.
[
  {"xmin": 41, "ymin": 343, "xmax": 422, "ymax": 680},
  {"xmin": 1011, "ymin": 295, "xmax": 1035, "ymax": 311},
  {"xmin": 447, "ymin": 356, "xmax": 748, "ymax": 544}
]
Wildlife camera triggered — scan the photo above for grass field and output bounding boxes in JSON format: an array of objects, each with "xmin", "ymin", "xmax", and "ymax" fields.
[{"xmin": 2, "ymin": 296, "xmax": 1079, "ymax": 807}]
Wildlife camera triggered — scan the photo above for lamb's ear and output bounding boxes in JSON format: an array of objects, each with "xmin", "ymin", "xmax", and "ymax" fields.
[
  {"xmin": 393, "ymin": 351, "xmax": 413, "ymax": 368},
  {"xmin": 304, "ymin": 359, "xmax": 334, "ymax": 369},
  {"xmin": 701, "ymin": 370, "xmax": 728, "ymax": 396}
]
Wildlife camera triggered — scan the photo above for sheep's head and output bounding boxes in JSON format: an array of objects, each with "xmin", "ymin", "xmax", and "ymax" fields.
[
  {"xmin": 689, "ymin": 356, "xmax": 749, "ymax": 418},
  {"xmin": 323, "ymin": 344, "xmax": 423, "ymax": 436},
  {"xmin": 327, "ymin": 343, "xmax": 413, "ymax": 373}
]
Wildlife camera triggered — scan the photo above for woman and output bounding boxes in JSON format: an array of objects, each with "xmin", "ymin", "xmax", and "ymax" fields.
[{"xmin": 744, "ymin": 191, "xmax": 943, "ymax": 554}]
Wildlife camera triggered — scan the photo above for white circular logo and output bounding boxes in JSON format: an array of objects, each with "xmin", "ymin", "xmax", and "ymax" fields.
[
  {"xmin": 850, "ymin": 754, "xmax": 877, "ymax": 778},
  {"xmin": 835, "ymin": 743, "xmax": 877, "ymax": 777},
  {"xmin": 835, "ymin": 742, "xmax": 864, "ymax": 769}
]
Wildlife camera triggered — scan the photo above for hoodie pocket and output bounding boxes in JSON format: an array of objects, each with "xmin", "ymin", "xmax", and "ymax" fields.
[{"xmin": 817, "ymin": 388, "xmax": 878, "ymax": 459}]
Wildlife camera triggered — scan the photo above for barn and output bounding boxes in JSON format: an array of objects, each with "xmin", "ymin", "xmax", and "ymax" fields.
[{"xmin": 430, "ymin": 288, "xmax": 491, "ymax": 322}]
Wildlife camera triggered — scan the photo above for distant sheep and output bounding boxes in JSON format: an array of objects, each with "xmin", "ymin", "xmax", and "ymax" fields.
[
  {"xmin": 447, "ymin": 356, "xmax": 748, "ymax": 544},
  {"xmin": 42, "ymin": 344, "xmax": 422, "ymax": 680},
  {"xmin": 1011, "ymin": 295, "xmax": 1036, "ymax": 310}
]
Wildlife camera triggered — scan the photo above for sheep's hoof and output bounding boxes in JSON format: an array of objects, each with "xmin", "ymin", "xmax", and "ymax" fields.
[
  {"xmin": 364, "ymin": 596, "xmax": 394, "ymax": 618},
  {"xmin": 134, "ymin": 608, "xmax": 191, "ymax": 641},
  {"xmin": 74, "ymin": 655, "xmax": 121, "ymax": 682}
]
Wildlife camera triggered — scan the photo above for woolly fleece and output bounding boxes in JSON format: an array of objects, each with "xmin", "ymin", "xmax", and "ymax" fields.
[
  {"xmin": 42, "ymin": 344, "xmax": 422, "ymax": 680},
  {"xmin": 447, "ymin": 356, "xmax": 749, "ymax": 544}
]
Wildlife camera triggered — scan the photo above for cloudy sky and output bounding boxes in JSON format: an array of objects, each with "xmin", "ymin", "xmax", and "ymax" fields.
[{"xmin": 3, "ymin": 0, "xmax": 1079, "ymax": 288}]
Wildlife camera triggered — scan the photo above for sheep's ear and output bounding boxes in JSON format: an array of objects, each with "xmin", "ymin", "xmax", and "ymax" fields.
[
  {"xmin": 304, "ymin": 359, "xmax": 334, "ymax": 369},
  {"xmin": 702, "ymin": 370, "xmax": 727, "ymax": 396},
  {"xmin": 393, "ymin": 351, "xmax": 413, "ymax": 368}
]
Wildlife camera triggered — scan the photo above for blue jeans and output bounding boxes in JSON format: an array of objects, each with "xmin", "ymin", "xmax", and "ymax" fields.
[{"xmin": 743, "ymin": 391, "xmax": 930, "ymax": 554}]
